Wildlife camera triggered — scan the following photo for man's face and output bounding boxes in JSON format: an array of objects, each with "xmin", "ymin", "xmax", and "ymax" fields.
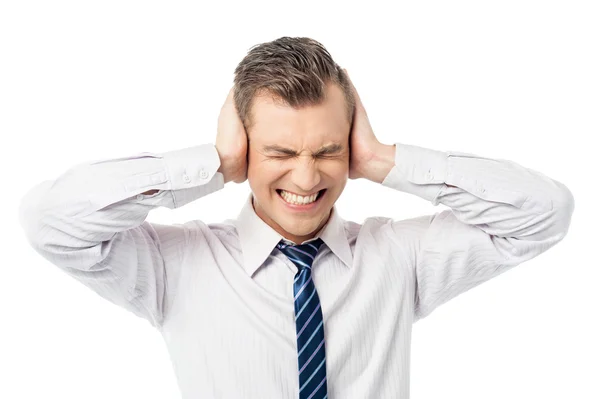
[{"xmin": 246, "ymin": 82, "xmax": 350, "ymax": 244}]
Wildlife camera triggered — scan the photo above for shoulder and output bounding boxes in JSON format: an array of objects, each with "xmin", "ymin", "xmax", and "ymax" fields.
[
  {"xmin": 356, "ymin": 213, "xmax": 435, "ymax": 234},
  {"xmin": 183, "ymin": 219, "xmax": 239, "ymax": 244},
  {"xmin": 349, "ymin": 212, "xmax": 445, "ymax": 253}
]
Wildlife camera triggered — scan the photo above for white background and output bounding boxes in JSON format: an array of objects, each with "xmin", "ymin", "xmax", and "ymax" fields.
[{"xmin": 1, "ymin": 1, "xmax": 598, "ymax": 398}]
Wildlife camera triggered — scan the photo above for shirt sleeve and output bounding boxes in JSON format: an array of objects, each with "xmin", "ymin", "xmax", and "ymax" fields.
[
  {"xmin": 380, "ymin": 143, "xmax": 575, "ymax": 323},
  {"xmin": 18, "ymin": 143, "xmax": 224, "ymax": 328}
]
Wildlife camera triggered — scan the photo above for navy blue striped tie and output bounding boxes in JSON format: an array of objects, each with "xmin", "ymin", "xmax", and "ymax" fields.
[{"xmin": 276, "ymin": 238, "xmax": 328, "ymax": 399}]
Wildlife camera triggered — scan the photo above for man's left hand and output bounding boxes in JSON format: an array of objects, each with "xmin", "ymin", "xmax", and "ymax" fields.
[{"xmin": 344, "ymin": 69, "xmax": 396, "ymax": 183}]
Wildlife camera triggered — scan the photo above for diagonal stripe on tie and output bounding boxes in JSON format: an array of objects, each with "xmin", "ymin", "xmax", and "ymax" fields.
[{"xmin": 276, "ymin": 238, "xmax": 328, "ymax": 399}]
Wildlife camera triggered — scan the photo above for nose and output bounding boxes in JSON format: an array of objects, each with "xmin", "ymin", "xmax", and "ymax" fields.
[{"xmin": 290, "ymin": 156, "xmax": 321, "ymax": 193}]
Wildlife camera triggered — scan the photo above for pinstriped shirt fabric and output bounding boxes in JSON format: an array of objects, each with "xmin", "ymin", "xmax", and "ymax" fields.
[
  {"xmin": 276, "ymin": 238, "xmax": 329, "ymax": 399},
  {"xmin": 18, "ymin": 142, "xmax": 574, "ymax": 398}
]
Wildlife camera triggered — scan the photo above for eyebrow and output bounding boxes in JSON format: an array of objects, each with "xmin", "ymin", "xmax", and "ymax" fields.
[{"xmin": 262, "ymin": 143, "xmax": 344, "ymax": 156}]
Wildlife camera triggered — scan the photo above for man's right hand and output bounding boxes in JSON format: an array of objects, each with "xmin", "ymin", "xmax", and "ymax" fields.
[{"xmin": 215, "ymin": 87, "xmax": 249, "ymax": 184}]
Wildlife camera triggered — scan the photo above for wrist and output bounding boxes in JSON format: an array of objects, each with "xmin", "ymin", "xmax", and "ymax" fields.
[
  {"xmin": 216, "ymin": 147, "xmax": 235, "ymax": 184},
  {"xmin": 218, "ymin": 157, "xmax": 246, "ymax": 184},
  {"xmin": 218, "ymin": 162, "xmax": 235, "ymax": 184},
  {"xmin": 364, "ymin": 143, "xmax": 396, "ymax": 184}
]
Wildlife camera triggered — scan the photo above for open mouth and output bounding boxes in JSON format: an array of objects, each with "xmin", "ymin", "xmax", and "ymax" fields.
[{"xmin": 276, "ymin": 188, "xmax": 327, "ymax": 206}]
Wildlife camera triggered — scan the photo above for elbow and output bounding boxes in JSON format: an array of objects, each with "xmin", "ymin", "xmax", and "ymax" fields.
[
  {"xmin": 549, "ymin": 183, "xmax": 575, "ymax": 241},
  {"xmin": 559, "ymin": 184, "xmax": 575, "ymax": 218}
]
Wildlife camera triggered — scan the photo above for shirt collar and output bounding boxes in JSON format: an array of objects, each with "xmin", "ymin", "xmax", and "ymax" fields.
[{"xmin": 234, "ymin": 192, "xmax": 353, "ymax": 277}]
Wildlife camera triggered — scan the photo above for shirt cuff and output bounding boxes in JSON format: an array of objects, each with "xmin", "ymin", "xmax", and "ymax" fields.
[
  {"xmin": 161, "ymin": 143, "xmax": 225, "ymax": 208},
  {"xmin": 380, "ymin": 143, "xmax": 448, "ymax": 205}
]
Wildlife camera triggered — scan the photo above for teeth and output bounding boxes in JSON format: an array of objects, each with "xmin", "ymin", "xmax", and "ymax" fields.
[{"xmin": 279, "ymin": 189, "xmax": 321, "ymax": 205}]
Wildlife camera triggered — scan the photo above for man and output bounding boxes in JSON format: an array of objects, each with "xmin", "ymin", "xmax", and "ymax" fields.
[{"xmin": 18, "ymin": 36, "xmax": 574, "ymax": 399}]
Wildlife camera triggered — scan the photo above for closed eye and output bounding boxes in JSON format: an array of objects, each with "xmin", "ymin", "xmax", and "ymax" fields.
[
  {"xmin": 262, "ymin": 143, "xmax": 345, "ymax": 159},
  {"xmin": 267, "ymin": 155, "xmax": 291, "ymax": 159},
  {"xmin": 268, "ymin": 154, "xmax": 339, "ymax": 160}
]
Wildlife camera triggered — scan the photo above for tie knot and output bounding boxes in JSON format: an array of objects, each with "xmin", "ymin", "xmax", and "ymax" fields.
[{"xmin": 276, "ymin": 238, "xmax": 324, "ymax": 271}]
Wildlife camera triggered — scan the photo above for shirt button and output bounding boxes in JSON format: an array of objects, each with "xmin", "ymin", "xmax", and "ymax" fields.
[
  {"xmin": 427, "ymin": 172, "xmax": 434, "ymax": 181},
  {"xmin": 479, "ymin": 187, "xmax": 486, "ymax": 193},
  {"xmin": 199, "ymin": 169, "xmax": 209, "ymax": 179},
  {"xmin": 136, "ymin": 194, "xmax": 144, "ymax": 200},
  {"xmin": 183, "ymin": 173, "xmax": 191, "ymax": 183}
]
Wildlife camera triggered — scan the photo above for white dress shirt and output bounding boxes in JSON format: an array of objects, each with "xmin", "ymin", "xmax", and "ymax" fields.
[{"xmin": 18, "ymin": 142, "xmax": 574, "ymax": 398}]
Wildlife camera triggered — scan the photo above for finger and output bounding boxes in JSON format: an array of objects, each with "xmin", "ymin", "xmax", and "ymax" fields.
[
  {"xmin": 343, "ymin": 69, "xmax": 361, "ymax": 101},
  {"xmin": 342, "ymin": 68, "xmax": 365, "ymax": 120},
  {"xmin": 343, "ymin": 68, "xmax": 355, "ymax": 88},
  {"xmin": 224, "ymin": 86, "xmax": 235, "ymax": 105}
]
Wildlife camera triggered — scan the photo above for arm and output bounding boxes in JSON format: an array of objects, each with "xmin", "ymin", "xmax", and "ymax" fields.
[
  {"xmin": 375, "ymin": 142, "xmax": 575, "ymax": 322},
  {"xmin": 342, "ymin": 70, "xmax": 574, "ymax": 322},
  {"xmin": 18, "ymin": 144, "xmax": 224, "ymax": 328}
]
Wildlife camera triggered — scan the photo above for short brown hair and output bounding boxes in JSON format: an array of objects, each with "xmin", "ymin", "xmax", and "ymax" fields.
[{"xmin": 233, "ymin": 36, "xmax": 355, "ymax": 132}]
